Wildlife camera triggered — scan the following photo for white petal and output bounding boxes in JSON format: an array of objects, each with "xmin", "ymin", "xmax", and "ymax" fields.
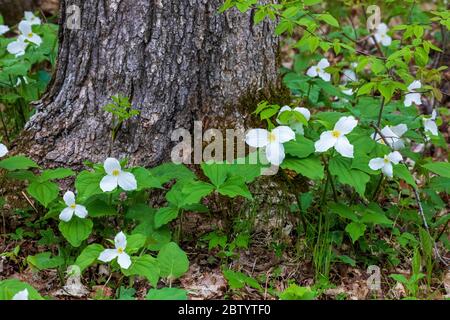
[
  {"xmin": 315, "ymin": 131, "xmax": 337, "ymax": 153},
  {"xmin": 431, "ymin": 110, "xmax": 437, "ymax": 121},
  {"xmin": 408, "ymin": 80, "xmax": 421, "ymax": 91},
  {"xmin": 0, "ymin": 143, "xmax": 8, "ymax": 157},
  {"xmin": 74, "ymin": 205, "xmax": 88, "ymax": 219},
  {"xmin": 342, "ymin": 88, "xmax": 354, "ymax": 96},
  {"xmin": 381, "ymin": 35, "xmax": 392, "ymax": 47},
  {"xmin": 0, "ymin": 25, "xmax": 9, "ymax": 35},
  {"xmin": 98, "ymin": 249, "xmax": 119, "ymax": 262},
  {"xmin": 343, "ymin": 69, "xmax": 357, "ymax": 83},
  {"xmin": 404, "ymin": 93, "xmax": 421, "ymax": 107},
  {"xmin": 424, "ymin": 119, "xmax": 439, "ymax": 136},
  {"xmin": 114, "ymin": 231, "xmax": 127, "ymax": 250},
  {"xmin": 388, "ymin": 151, "xmax": 403, "ymax": 164},
  {"xmin": 391, "ymin": 124, "xmax": 408, "ymax": 137},
  {"xmin": 392, "ymin": 139, "xmax": 405, "ymax": 150},
  {"xmin": 245, "ymin": 129, "xmax": 270, "ymax": 148},
  {"xmin": 265, "ymin": 143, "xmax": 285, "ymax": 166},
  {"xmin": 334, "ymin": 116, "xmax": 358, "ymax": 135},
  {"xmin": 293, "ymin": 107, "xmax": 311, "ymax": 121},
  {"xmin": 27, "ymin": 33, "xmax": 42, "ymax": 46},
  {"xmin": 306, "ymin": 66, "xmax": 318, "ymax": 78},
  {"xmin": 18, "ymin": 21, "xmax": 32, "ymax": 36},
  {"xmin": 24, "ymin": 12, "xmax": 34, "ymax": 21},
  {"xmin": 63, "ymin": 191, "xmax": 76, "ymax": 206},
  {"xmin": 59, "ymin": 207, "xmax": 75, "ymax": 222},
  {"xmin": 335, "ymin": 136, "xmax": 354, "ymax": 158},
  {"xmin": 100, "ymin": 175, "xmax": 118, "ymax": 192},
  {"xmin": 369, "ymin": 158, "xmax": 386, "ymax": 171},
  {"xmin": 377, "ymin": 23, "xmax": 388, "ymax": 33},
  {"xmin": 7, "ymin": 40, "xmax": 27, "ymax": 56},
  {"xmin": 319, "ymin": 71, "xmax": 331, "ymax": 82},
  {"xmin": 104, "ymin": 158, "xmax": 121, "ymax": 175},
  {"xmin": 380, "ymin": 126, "xmax": 398, "ymax": 147},
  {"xmin": 117, "ymin": 252, "xmax": 132, "ymax": 269},
  {"xmin": 118, "ymin": 172, "xmax": 137, "ymax": 191},
  {"xmin": 381, "ymin": 162, "xmax": 394, "ymax": 178},
  {"xmin": 317, "ymin": 58, "xmax": 330, "ymax": 69},
  {"xmin": 12, "ymin": 289, "xmax": 28, "ymax": 300},
  {"xmin": 291, "ymin": 123, "xmax": 305, "ymax": 136},
  {"xmin": 272, "ymin": 126, "xmax": 295, "ymax": 143}
]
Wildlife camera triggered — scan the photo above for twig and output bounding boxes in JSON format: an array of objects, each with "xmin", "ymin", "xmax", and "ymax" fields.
[{"xmin": 21, "ymin": 191, "xmax": 38, "ymax": 213}]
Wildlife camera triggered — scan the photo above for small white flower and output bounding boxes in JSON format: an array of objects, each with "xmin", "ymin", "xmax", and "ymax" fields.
[
  {"xmin": 0, "ymin": 143, "xmax": 8, "ymax": 157},
  {"xmin": 423, "ymin": 110, "xmax": 439, "ymax": 136},
  {"xmin": 404, "ymin": 80, "xmax": 422, "ymax": 107},
  {"xmin": 276, "ymin": 106, "xmax": 311, "ymax": 135},
  {"xmin": 100, "ymin": 158, "xmax": 137, "ymax": 192},
  {"xmin": 12, "ymin": 289, "xmax": 29, "ymax": 300},
  {"xmin": 24, "ymin": 11, "xmax": 41, "ymax": 25},
  {"xmin": 19, "ymin": 21, "xmax": 42, "ymax": 46},
  {"xmin": 0, "ymin": 25, "xmax": 9, "ymax": 35},
  {"xmin": 245, "ymin": 126, "xmax": 296, "ymax": 166},
  {"xmin": 98, "ymin": 231, "xmax": 132, "ymax": 269},
  {"xmin": 372, "ymin": 23, "xmax": 392, "ymax": 47},
  {"xmin": 372, "ymin": 124, "xmax": 408, "ymax": 150},
  {"xmin": 315, "ymin": 116, "xmax": 358, "ymax": 158},
  {"xmin": 15, "ymin": 76, "xmax": 29, "ymax": 87},
  {"xmin": 307, "ymin": 58, "xmax": 331, "ymax": 82},
  {"xmin": 369, "ymin": 151, "xmax": 403, "ymax": 178},
  {"xmin": 7, "ymin": 36, "xmax": 28, "ymax": 57},
  {"xmin": 341, "ymin": 68, "xmax": 357, "ymax": 96},
  {"xmin": 59, "ymin": 191, "xmax": 88, "ymax": 222}
]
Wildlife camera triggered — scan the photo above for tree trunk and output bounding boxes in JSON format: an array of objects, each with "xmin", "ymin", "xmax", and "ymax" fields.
[{"xmin": 21, "ymin": 0, "xmax": 281, "ymax": 167}]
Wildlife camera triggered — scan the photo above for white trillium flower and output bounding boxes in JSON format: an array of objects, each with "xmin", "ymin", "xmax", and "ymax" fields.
[
  {"xmin": 341, "ymin": 69, "xmax": 358, "ymax": 96},
  {"xmin": 404, "ymin": 80, "xmax": 422, "ymax": 107},
  {"xmin": 59, "ymin": 191, "xmax": 88, "ymax": 222},
  {"xmin": 12, "ymin": 289, "xmax": 29, "ymax": 300},
  {"xmin": 423, "ymin": 110, "xmax": 439, "ymax": 136},
  {"xmin": 0, "ymin": 25, "xmax": 9, "ymax": 35},
  {"xmin": 7, "ymin": 36, "xmax": 28, "ymax": 57},
  {"xmin": 18, "ymin": 21, "xmax": 42, "ymax": 46},
  {"xmin": 15, "ymin": 76, "xmax": 29, "ymax": 87},
  {"xmin": 306, "ymin": 58, "xmax": 331, "ymax": 82},
  {"xmin": 276, "ymin": 106, "xmax": 311, "ymax": 135},
  {"xmin": 372, "ymin": 23, "xmax": 392, "ymax": 47},
  {"xmin": 24, "ymin": 11, "xmax": 41, "ymax": 25},
  {"xmin": 100, "ymin": 158, "xmax": 137, "ymax": 192},
  {"xmin": 372, "ymin": 124, "xmax": 408, "ymax": 150},
  {"xmin": 98, "ymin": 231, "xmax": 132, "ymax": 269},
  {"xmin": 315, "ymin": 116, "xmax": 358, "ymax": 158},
  {"xmin": 245, "ymin": 126, "xmax": 296, "ymax": 166},
  {"xmin": 369, "ymin": 151, "xmax": 403, "ymax": 178},
  {"xmin": 0, "ymin": 143, "xmax": 8, "ymax": 157}
]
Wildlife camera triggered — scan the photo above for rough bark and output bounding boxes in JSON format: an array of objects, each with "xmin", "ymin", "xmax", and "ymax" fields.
[{"xmin": 22, "ymin": 0, "xmax": 281, "ymax": 168}]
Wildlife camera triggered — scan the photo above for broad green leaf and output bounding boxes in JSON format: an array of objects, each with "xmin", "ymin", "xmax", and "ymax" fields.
[
  {"xmin": 394, "ymin": 164, "xmax": 417, "ymax": 187},
  {"xmin": 201, "ymin": 162, "xmax": 228, "ymax": 187},
  {"xmin": 27, "ymin": 181, "xmax": 59, "ymax": 208},
  {"xmin": 149, "ymin": 163, "xmax": 195, "ymax": 184},
  {"xmin": 40, "ymin": 168, "xmax": 74, "ymax": 181},
  {"xmin": 75, "ymin": 244, "xmax": 104, "ymax": 272},
  {"xmin": 281, "ymin": 156, "xmax": 324, "ymax": 180},
  {"xmin": 345, "ymin": 222, "xmax": 366, "ymax": 243},
  {"xmin": 0, "ymin": 279, "xmax": 44, "ymax": 300},
  {"xmin": 122, "ymin": 255, "xmax": 160, "ymax": 287},
  {"xmin": 217, "ymin": 176, "xmax": 252, "ymax": 199},
  {"xmin": 329, "ymin": 157, "xmax": 370, "ymax": 196},
  {"xmin": 329, "ymin": 203, "xmax": 359, "ymax": 222},
  {"xmin": 317, "ymin": 13, "xmax": 339, "ymax": 27},
  {"xmin": 146, "ymin": 288, "xmax": 187, "ymax": 300},
  {"xmin": 126, "ymin": 233, "xmax": 147, "ymax": 254},
  {"xmin": 157, "ymin": 242, "xmax": 189, "ymax": 280},
  {"xmin": 422, "ymin": 162, "xmax": 450, "ymax": 178},
  {"xmin": 59, "ymin": 217, "xmax": 93, "ymax": 247},
  {"xmin": 75, "ymin": 170, "xmax": 104, "ymax": 201},
  {"xmin": 154, "ymin": 207, "xmax": 179, "ymax": 229},
  {"xmin": 26, "ymin": 252, "xmax": 64, "ymax": 270},
  {"xmin": 85, "ymin": 199, "xmax": 117, "ymax": 218},
  {"xmin": 279, "ymin": 284, "xmax": 317, "ymax": 300},
  {"xmin": 132, "ymin": 167, "xmax": 163, "ymax": 190},
  {"xmin": 0, "ymin": 155, "xmax": 38, "ymax": 171},
  {"xmin": 181, "ymin": 181, "xmax": 214, "ymax": 204},
  {"xmin": 284, "ymin": 136, "xmax": 315, "ymax": 158}
]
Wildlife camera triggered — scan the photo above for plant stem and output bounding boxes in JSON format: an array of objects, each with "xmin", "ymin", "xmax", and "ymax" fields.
[
  {"xmin": 376, "ymin": 97, "xmax": 386, "ymax": 128},
  {"xmin": 372, "ymin": 175, "xmax": 384, "ymax": 201}
]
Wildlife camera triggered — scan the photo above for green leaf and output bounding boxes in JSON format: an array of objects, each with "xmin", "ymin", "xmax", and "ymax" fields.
[
  {"xmin": 318, "ymin": 13, "xmax": 339, "ymax": 27},
  {"xmin": 422, "ymin": 162, "xmax": 450, "ymax": 178},
  {"xmin": 59, "ymin": 217, "xmax": 93, "ymax": 247},
  {"xmin": 75, "ymin": 170, "xmax": 104, "ymax": 201},
  {"xmin": 329, "ymin": 203, "xmax": 359, "ymax": 222},
  {"xmin": 201, "ymin": 162, "xmax": 228, "ymax": 187},
  {"xmin": 122, "ymin": 255, "xmax": 160, "ymax": 287},
  {"xmin": 0, "ymin": 279, "xmax": 44, "ymax": 300},
  {"xmin": 360, "ymin": 210, "xmax": 393, "ymax": 226},
  {"xmin": 345, "ymin": 222, "xmax": 366, "ymax": 243},
  {"xmin": 336, "ymin": 255, "xmax": 356, "ymax": 267},
  {"xmin": 0, "ymin": 155, "xmax": 38, "ymax": 171},
  {"xmin": 27, "ymin": 181, "xmax": 59, "ymax": 208},
  {"xmin": 146, "ymin": 287, "xmax": 187, "ymax": 300},
  {"xmin": 149, "ymin": 163, "xmax": 195, "ymax": 185},
  {"xmin": 279, "ymin": 284, "xmax": 317, "ymax": 300},
  {"xmin": 181, "ymin": 181, "xmax": 214, "ymax": 204},
  {"xmin": 157, "ymin": 242, "xmax": 189, "ymax": 280},
  {"xmin": 329, "ymin": 157, "xmax": 370, "ymax": 196},
  {"xmin": 75, "ymin": 244, "xmax": 104, "ymax": 272},
  {"xmin": 394, "ymin": 165, "xmax": 417, "ymax": 187},
  {"xmin": 126, "ymin": 204, "xmax": 155, "ymax": 222},
  {"xmin": 281, "ymin": 156, "xmax": 324, "ymax": 180},
  {"xmin": 132, "ymin": 167, "xmax": 163, "ymax": 190},
  {"xmin": 40, "ymin": 168, "xmax": 75, "ymax": 181},
  {"xmin": 284, "ymin": 136, "xmax": 315, "ymax": 158},
  {"xmin": 26, "ymin": 252, "xmax": 64, "ymax": 270},
  {"xmin": 85, "ymin": 199, "xmax": 117, "ymax": 218},
  {"xmin": 154, "ymin": 207, "xmax": 179, "ymax": 229},
  {"xmin": 217, "ymin": 176, "xmax": 252, "ymax": 199},
  {"xmin": 126, "ymin": 233, "xmax": 148, "ymax": 254},
  {"xmin": 223, "ymin": 270, "xmax": 262, "ymax": 291}
]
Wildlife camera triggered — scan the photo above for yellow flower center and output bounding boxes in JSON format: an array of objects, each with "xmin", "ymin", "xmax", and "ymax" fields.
[
  {"xmin": 70, "ymin": 204, "xmax": 76, "ymax": 209},
  {"xmin": 112, "ymin": 169, "xmax": 120, "ymax": 177},
  {"xmin": 384, "ymin": 156, "xmax": 390, "ymax": 164},
  {"xmin": 316, "ymin": 67, "xmax": 321, "ymax": 73},
  {"xmin": 268, "ymin": 132, "xmax": 277, "ymax": 143},
  {"xmin": 117, "ymin": 248, "xmax": 124, "ymax": 254},
  {"xmin": 28, "ymin": 33, "xmax": 33, "ymax": 38},
  {"xmin": 332, "ymin": 130, "xmax": 341, "ymax": 138}
]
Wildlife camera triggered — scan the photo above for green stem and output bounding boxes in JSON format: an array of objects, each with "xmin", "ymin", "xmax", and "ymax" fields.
[
  {"xmin": 376, "ymin": 97, "xmax": 386, "ymax": 129},
  {"xmin": 372, "ymin": 175, "xmax": 384, "ymax": 201}
]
